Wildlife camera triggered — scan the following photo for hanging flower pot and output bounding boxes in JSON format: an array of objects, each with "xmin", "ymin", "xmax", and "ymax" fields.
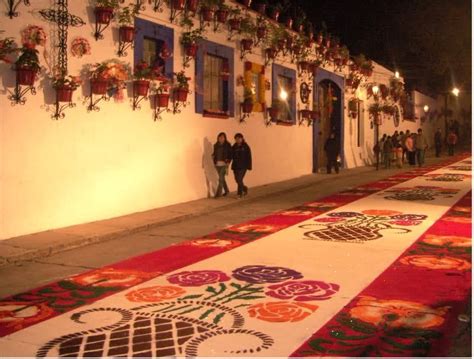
[
  {"xmin": 229, "ymin": 18, "xmax": 241, "ymax": 31},
  {"xmin": 16, "ymin": 68, "xmax": 37, "ymax": 86},
  {"xmin": 201, "ymin": 7, "xmax": 214, "ymax": 22},
  {"xmin": 173, "ymin": 0, "xmax": 186, "ymax": 10},
  {"xmin": 216, "ymin": 9, "xmax": 228, "ymax": 23},
  {"xmin": 95, "ymin": 7, "xmax": 114, "ymax": 25},
  {"xmin": 285, "ymin": 18, "xmax": 293, "ymax": 29},
  {"xmin": 300, "ymin": 109, "xmax": 311, "ymax": 119},
  {"xmin": 184, "ymin": 43, "xmax": 198, "ymax": 57},
  {"xmin": 266, "ymin": 47, "xmax": 277, "ymax": 59},
  {"xmin": 256, "ymin": 26, "xmax": 267, "ymax": 39},
  {"xmin": 90, "ymin": 79, "xmax": 108, "ymax": 95},
  {"xmin": 56, "ymin": 86, "xmax": 74, "ymax": 102},
  {"xmin": 174, "ymin": 87, "xmax": 188, "ymax": 102},
  {"xmin": 133, "ymin": 80, "xmax": 150, "ymax": 97},
  {"xmin": 242, "ymin": 100, "xmax": 253, "ymax": 114},
  {"xmin": 268, "ymin": 107, "xmax": 280, "ymax": 121},
  {"xmin": 241, "ymin": 0, "xmax": 252, "ymax": 7},
  {"xmin": 187, "ymin": 0, "xmax": 199, "ymax": 12},
  {"xmin": 269, "ymin": 9, "xmax": 280, "ymax": 21},
  {"xmin": 277, "ymin": 39, "xmax": 286, "ymax": 51},
  {"xmin": 119, "ymin": 26, "xmax": 135, "ymax": 43},
  {"xmin": 298, "ymin": 61, "xmax": 309, "ymax": 72},
  {"xmin": 256, "ymin": 3, "xmax": 266, "ymax": 14},
  {"xmin": 316, "ymin": 34, "xmax": 324, "ymax": 45},
  {"xmin": 295, "ymin": 24, "xmax": 304, "ymax": 33},
  {"xmin": 156, "ymin": 93, "xmax": 170, "ymax": 108},
  {"xmin": 241, "ymin": 38, "xmax": 254, "ymax": 51}
]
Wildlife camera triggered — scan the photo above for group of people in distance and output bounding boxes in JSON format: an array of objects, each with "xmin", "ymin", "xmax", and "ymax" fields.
[
  {"xmin": 211, "ymin": 132, "xmax": 252, "ymax": 199},
  {"xmin": 375, "ymin": 128, "xmax": 459, "ymax": 169}
]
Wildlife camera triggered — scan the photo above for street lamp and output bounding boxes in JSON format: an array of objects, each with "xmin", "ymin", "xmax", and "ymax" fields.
[
  {"xmin": 395, "ymin": 71, "xmax": 400, "ymax": 79},
  {"xmin": 444, "ymin": 86, "xmax": 460, "ymax": 138},
  {"xmin": 423, "ymin": 105, "xmax": 429, "ymax": 113},
  {"xmin": 452, "ymin": 87, "xmax": 460, "ymax": 97},
  {"xmin": 372, "ymin": 85, "xmax": 380, "ymax": 96}
]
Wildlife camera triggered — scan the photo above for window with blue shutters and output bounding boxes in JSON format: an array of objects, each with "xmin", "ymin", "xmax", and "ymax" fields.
[
  {"xmin": 272, "ymin": 64, "xmax": 297, "ymax": 125},
  {"xmin": 134, "ymin": 18, "xmax": 174, "ymax": 78},
  {"xmin": 195, "ymin": 39, "xmax": 234, "ymax": 118}
]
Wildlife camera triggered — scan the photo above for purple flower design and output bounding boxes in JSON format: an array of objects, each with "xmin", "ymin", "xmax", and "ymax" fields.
[
  {"xmin": 390, "ymin": 214, "xmax": 427, "ymax": 221},
  {"xmin": 167, "ymin": 270, "xmax": 230, "ymax": 287},
  {"xmin": 328, "ymin": 212, "xmax": 361, "ymax": 218},
  {"xmin": 266, "ymin": 280, "xmax": 340, "ymax": 301},
  {"xmin": 232, "ymin": 265, "xmax": 303, "ymax": 284}
]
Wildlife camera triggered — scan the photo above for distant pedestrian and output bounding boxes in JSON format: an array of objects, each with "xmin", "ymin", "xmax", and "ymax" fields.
[
  {"xmin": 392, "ymin": 131, "xmax": 400, "ymax": 147},
  {"xmin": 395, "ymin": 144, "xmax": 403, "ymax": 168},
  {"xmin": 401, "ymin": 129, "xmax": 410, "ymax": 163},
  {"xmin": 447, "ymin": 130, "xmax": 458, "ymax": 156},
  {"xmin": 378, "ymin": 134, "xmax": 387, "ymax": 167},
  {"xmin": 383, "ymin": 135, "xmax": 393, "ymax": 168},
  {"xmin": 415, "ymin": 128, "xmax": 428, "ymax": 167},
  {"xmin": 434, "ymin": 128, "xmax": 443, "ymax": 157},
  {"xmin": 212, "ymin": 132, "xmax": 232, "ymax": 198},
  {"xmin": 325, "ymin": 132, "xmax": 340, "ymax": 174},
  {"xmin": 232, "ymin": 133, "xmax": 252, "ymax": 198},
  {"xmin": 405, "ymin": 133, "xmax": 416, "ymax": 166}
]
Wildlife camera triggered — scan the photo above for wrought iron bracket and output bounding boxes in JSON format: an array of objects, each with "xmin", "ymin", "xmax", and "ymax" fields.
[
  {"xmin": 132, "ymin": 93, "xmax": 147, "ymax": 111},
  {"xmin": 86, "ymin": 93, "xmax": 109, "ymax": 112},
  {"xmin": 52, "ymin": 101, "xmax": 75, "ymax": 120},
  {"xmin": 94, "ymin": 20, "xmax": 111, "ymax": 41},
  {"xmin": 240, "ymin": 112, "xmax": 251, "ymax": 123},
  {"xmin": 169, "ymin": 2, "xmax": 184, "ymax": 23},
  {"xmin": 7, "ymin": 0, "xmax": 30, "ymax": 19},
  {"xmin": 172, "ymin": 100, "xmax": 188, "ymax": 114},
  {"xmin": 150, "ymin": 0, "xmax": 165, "ymax": 12},
  {"xmin": 183, "ymin": 53, "xmax": 195, "ymax": 69},
  {"xmin": 8, "ymin": 83, "xmax": 36, "ymax": 106},
  {"xmin": 118, "ymin": 39, "xmax": 133, "ymax": 57},
  {"xmin": 153, "ymin": 106, "xmax": 170, "ymax": 121}
]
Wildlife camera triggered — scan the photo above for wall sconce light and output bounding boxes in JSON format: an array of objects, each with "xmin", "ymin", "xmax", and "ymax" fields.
[
  {"xmin": 423, "ymin": 105, "xmax": 429, "ymax": 113},
  {"xmin": 395, "ymin": 71, "xmax": 400, "ymax": 79},
  {"xmin": 371, "ymin": 85, "xmax": 380, "ymax": 95},
  {"xmin": 452, "ymin": 87, "xmax": 460, "ymax": 97}
]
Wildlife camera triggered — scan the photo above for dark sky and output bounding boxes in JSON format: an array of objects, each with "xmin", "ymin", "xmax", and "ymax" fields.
[{"xmin": 269, "ymin": 0, "xmax": 471, "ymax": 95}]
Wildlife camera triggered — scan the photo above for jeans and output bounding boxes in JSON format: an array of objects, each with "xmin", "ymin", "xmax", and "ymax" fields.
[
  {"xmin": 407, "ymin": 151, "xmax": 416, "ymax": 165},
  {"xmin": 326, "ymin": 157, "xmax": 339, "ymax": 174},
  {"xmin": 215, "ymin": 166, "xmax": 229, "ymax": 196},
  {"xmin": 233, "ymin": 169, "xmax": 247, "ymax": 195},
  {"xmin": 448, "ymin": 144, "xmax": 455, "ymax": 156},
  {"xmin": 435, "ymin": 144, "xmax": 442, "ymax": 157},
  {"xmin": 416, "ymin": 149, "xmax": 425, "ymax": 166}
]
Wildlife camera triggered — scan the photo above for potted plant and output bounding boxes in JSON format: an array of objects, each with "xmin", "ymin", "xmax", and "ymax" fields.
[
  {"xmin": 382, "ymin": 104, "xmax": 395, "ymax": 116},
  {"xmin": 95, "ymin": 0, "xmax": 120, "ymax": 25},
  {"xmin": 240, "ymin": 15, "xmax": 256, "ymax": 50},
  {"xmin": 173, "ymin": 70, "xmax": 190, "ymax": 102},
  {"xmin": 255, "ymin": 0, "xmax": 267, "ymax": 14},
  {"xmin": 181, "ymin": 27, "xmax": 204, "ymax": 57},
  {"xmin": 171, "ymin": 0, "xmax": 186, "ymax": 10},
  {"xmin": 186, "ymin": 0, "xmax": 200, "ymax": 13},
  {"xmin": 0, "ymin": 37, "xmax": 18, "ymax": 63},
  {"xmin": 20, "ymin": 25, "xmax": 47, "ymax": 49},
  {"xmin": 300, "ymin": 108, "xmax": 311, "ymax": 119},
  {"xmin": 117, "ymin": 4, "xmax": 139, "ymax": 42},
  {"xmin": 348, "ymin": 98, "xmax": 358, "ymax": 118},
  {"xmin": 256, "ymin": 22, "xmax": 267, "ymax": 40},
  {"xmin": 242, "ymin": 88, "xmax": 253, "ymax": 114},
  {"xmin": 390, "ymin": 76, "xmax": 404, "ymax": 102},
  {"xmin": 268, "ymin": 3, "xmax": 283, "ymax": 21},
  {"xmin": 88, "ymin": 59, "xmax": 131, "ymax": 98},
  {"xmin": 227, "ymin": 6, "xmax": 242, "ymax": 31},
  {"xmin": 200, "ymin": 0, "xmax": 219, "ymax": 22},
  {"xmin": 133, "ymin": 60, "xmax": 156, "ymax": 97},
  {"xmin": 215, "ymin": 2, "xmax": 230, "ymax": 23},
  {"xmin": 14, "ymin": 45, "xmax": 41, "ymax": 86},
  {"xmin": 52, "ymin": 74, "xmax": 82, "ymax": 102},
  {"xmin": 154, "ymin": 78, "xmax": 171, "ymax": 107}
]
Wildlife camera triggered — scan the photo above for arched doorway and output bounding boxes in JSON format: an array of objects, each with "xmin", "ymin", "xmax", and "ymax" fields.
[{"xmin": 312, "ymin": 69, "xmax": 345, "ymax": 173}]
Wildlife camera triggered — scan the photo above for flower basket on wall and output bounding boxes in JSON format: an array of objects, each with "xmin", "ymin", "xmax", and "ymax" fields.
[
  {"xmin": 119, "ymin": 26, "xmax": 135, "ymax": 42},
  {"xmin": 173, "ymin": 0, "xmax": 186, "ymax": 10},
  {"xmin": 241, "ymin": 38, "xmax": 253, "ymax": 51},
  {"xmin": 56, "ymin": 86, "xmax": 74, "ymax": 102},
  {"xmin": 133, "ymin": 79, "xmax": 150, "ymax": 97},
  {"xmin": 90, "ymin": 79, "xmax": 108, "ymax": 94},
  {"xmin": 52, "ymin": 75, "xmax": 81, "ymax": 102},
  {"xmin": 17, "ymin": 68, "xmax": 37, "ymax": 86},
  {"xmin": 95, "ymin": 7, "xmax": 115, "ymax": 24},
  {"xmin": 157, "ymin": 93, "xmax": 170, "ymax": 107},
  {"xmin": 174, "ymin": 88, "xmax": 188, "ymax": 102}
]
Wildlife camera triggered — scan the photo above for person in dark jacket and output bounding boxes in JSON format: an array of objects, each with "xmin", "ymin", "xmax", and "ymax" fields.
[
  {"xmin": 324, "ymin": 132, "xmax": 340, "ymax": 174},
  {"xmin": 434, "ymin": 128, "xmax": 443, "ymax": 157},
  {"xmin": 212, "ymin": 132, "xmax": 233, "ymax": 198},
  {"xmin": 232, "ymin": 133, "xmax": 252, "ymax": 198}
]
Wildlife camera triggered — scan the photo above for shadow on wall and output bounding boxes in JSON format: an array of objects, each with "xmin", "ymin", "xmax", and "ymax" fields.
[{"xmin": 202, "ymin": 137, "xmax": 218, "ymax": 198}]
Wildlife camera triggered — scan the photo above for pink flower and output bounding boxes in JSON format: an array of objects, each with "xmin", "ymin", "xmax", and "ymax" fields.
[
  {"xmin": 266, "ymin": 280, "xmax": 340, "ymax": 301},
  {"xmin": 167, "ymin": 270, "xmax": 230, "ymax": 287}
]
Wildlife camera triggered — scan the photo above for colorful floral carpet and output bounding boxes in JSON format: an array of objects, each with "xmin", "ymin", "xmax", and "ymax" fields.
[{"xmin": 0, "ymin": 156, "xmax": 471, "ymax": 357}]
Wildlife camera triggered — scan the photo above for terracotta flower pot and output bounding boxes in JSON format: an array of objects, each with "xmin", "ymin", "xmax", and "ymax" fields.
[
  {"xmin": 90, "ymin": 79, "xmax": 108, "ymax": 95},
  {"xmin": 255, "ymin": 3, "xmax": 266, "ymax": 14},
  {"xmin": 119, "ymin": 26, "xmax": 135, "ymax": 43},
  {"xmin": 216, "ymin": 9, "xmax": 228, "ymax": 23},
  {"xmin": 285, "ymin": 18, "xmax": 293, "ymax": 29},
  {"xmin": 269, "ymin": 9, "xmax": 280, "ymax": 21},
  {"xmin": 266, "ymin": 48, "xmax": 277, "ymax": 59},
  {"xmin": 186, "ymin": 0, "xmax": 199, "ymax": 12},
  {"xmin": 56, "ymin": 86, "xmax": 74, "ymax": 102},
  {"xmin": 298, "ymin": 61, "xmax": 309, "ymax": 72},
  {"xmin": 133, "ymin": 80, "xmax": 150, "ymax": 97},
  {"xmin": 300, "ymin": 109, "xmax": 311, "ymax": 119},
  {"xmin": 201, "ymin": 7, "xmax": 214, "ymax": 22},
  {"xmin": 242, "ymin": 101, "xmax": 253, "ymax": 114},
  {"xmin": 229, "ymin": 18, "xmax": 241, "ymax": 31},
  {"xmin": 174, "ymin": 88, "xmax": 188, "ymax": 102},
  {"xmin": 241, "ymin": 39, "xmax": 253, "ymax": 51},
  {"xmin": 268, "ymin": 107, "xmax": 280, "ymax": 120},
  {"xmin": 173, "ymin": 0, "xmax": 186, "ymax": 10},
  {"xmin": 184, "ymin": 43, "xmax": 198, "ymax": 57},
  {"xmin": 156, "ymin": 93, "xmax": 170, "ymax": 108},
  {"xmin": 16, "ymin": 68, "xmax": 37, "ymax": 86},
  {"xmin": 95, "ymin": 6, "xmax": 114, "ymax": 24},
  {"xmin": 256, "ymin": 26, "xmax": 266, "ymax": 39},
  {"xmin": 285, "ymin": 37, "xmax": 293, "ymax": 49},
  {"xmin": 276, "ymin": 39, "xmax": 286, "ymax": 51}
]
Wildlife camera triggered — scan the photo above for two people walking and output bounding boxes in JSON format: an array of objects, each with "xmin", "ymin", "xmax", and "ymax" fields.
[{"xmin": 212, "ymin": 132, "xmax": 252, "ymax": 199}]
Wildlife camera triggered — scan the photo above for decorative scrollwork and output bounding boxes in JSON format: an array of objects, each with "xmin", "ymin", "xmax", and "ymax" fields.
[{"xmin": 7, "ymin": 0, "xmax": 30, "ymax": 19}]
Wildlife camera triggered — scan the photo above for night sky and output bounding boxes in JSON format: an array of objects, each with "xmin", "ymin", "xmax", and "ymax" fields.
[{"xmin": 270, "ymin": 0, "xmax": 471, "ymax": 95}]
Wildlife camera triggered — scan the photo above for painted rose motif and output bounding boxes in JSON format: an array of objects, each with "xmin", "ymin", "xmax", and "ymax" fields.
[
  {"xmin": 389, "ymin": 220, "xmax": 423, "ymax": 226},
  {"xmin": 314, "ymin": 217, "xmax": 344, "ymax": 223},
  {"xmin": 362, "ymin": 209, "xmax": 402, "ymax": 216},
  {"xmin": 422, "ymin": 235, "xmax": 471, "ymax": 248},
  {"xmin": 125, "ymin": 285, "xmax": 186, "ymax": 303},
  {"xmin": 187, "ymin": 239, "xmax": 241, "ymax": 249},
  {"xmin": 349, "ymin": 296, "xmax": 449, "ymax": 329},
  {"xmin": 167, "ymin": 270, "xmax": 230, "ymax": 287},
  {"xmin": 70, "ymin": 268, "xmax": 158, "ymax": 288},
  {"xmin": 400, "ymin": 255, "xmax": 471, "ymax": 271},
  {"xmin": 327, "ymin": 212, "xmax": 360, "ymax": 218},
  {"xmin": 390, "ymin": 214, "xmax": 428, "ymax": 221},
  {"xmin": 232, "ymin": 265, "xmax": 303, "ymax": 284},
  {"xmin": 248, "ymin": 301, "xmax": 318, "ymax": 322},
  {"xmin": 266, "ymin": 280, "xmax": 340, "ymax": 301},
  {"xmin": 0, "ymin": 301, "xmax": 54, "ymax": 329}
]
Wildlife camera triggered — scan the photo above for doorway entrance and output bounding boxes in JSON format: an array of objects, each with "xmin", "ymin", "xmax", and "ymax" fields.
[{"xmin": 312, "ymin": 69, "xmax": 345, "ymax": 173}]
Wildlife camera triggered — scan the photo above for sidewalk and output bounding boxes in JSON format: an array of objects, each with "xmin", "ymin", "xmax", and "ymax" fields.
[{"xmin": 0, "ymin": 155, "xmax": 449, "ymax": 269}]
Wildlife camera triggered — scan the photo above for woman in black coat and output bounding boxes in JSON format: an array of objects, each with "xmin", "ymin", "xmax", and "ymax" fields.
[
  {"xmin": 212, "ymin": 132, "xmax": 233, "ymax": 197},
  {"xmin": 231, "ymin": 133, "xmax": 252, "ymax": 198}
]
